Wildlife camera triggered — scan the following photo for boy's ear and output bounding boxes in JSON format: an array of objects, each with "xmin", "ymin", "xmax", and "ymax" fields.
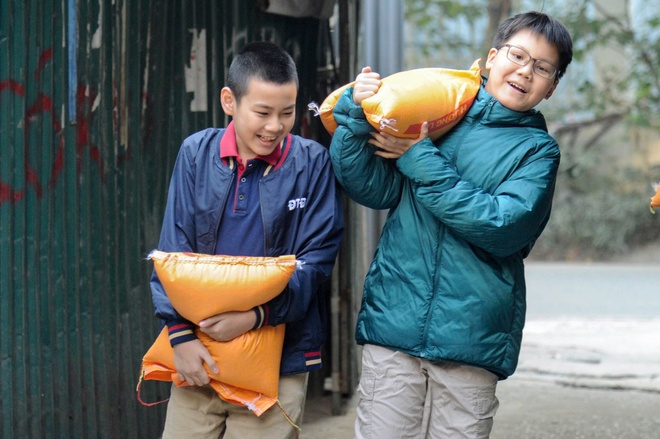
[
  {"xmin": 484, "ymin": 48, "xmax": 499, "ymax": 70},
  {"xmin": 220, "ymin": 87, "xmax": 236, "ymax": 115},
  {"xmin": 544, "ymin": 80, "xmax": 559, "ymax": 100}
]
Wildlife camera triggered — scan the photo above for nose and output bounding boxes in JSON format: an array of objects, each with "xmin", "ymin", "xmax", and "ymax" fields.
[
  {"xmin": 516, "ymin": 61, "xmax": 534, "ymax": 78},
  {"xmin": 265, "ymin": 116, "xmax": 283, "ymax": 132}
]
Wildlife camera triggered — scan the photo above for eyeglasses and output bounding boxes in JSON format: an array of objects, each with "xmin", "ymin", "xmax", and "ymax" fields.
[{"xmin": 501, "ymin": 44, "xmax": 559, "ymax": 80}]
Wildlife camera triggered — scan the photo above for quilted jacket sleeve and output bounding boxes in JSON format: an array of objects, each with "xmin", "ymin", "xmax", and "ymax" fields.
[
  {"xmin": 396, "ymin": 133, "xmax": 559, "ymax": 258},
  {"xmin": 329, "ymin": 88, "xmax": 405, "ymax": 210}
]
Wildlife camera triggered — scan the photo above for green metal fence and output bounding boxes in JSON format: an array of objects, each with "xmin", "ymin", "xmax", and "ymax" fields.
[{"xmin": 0, "ymin": 1, "xmax": 337, "ymax": 437}]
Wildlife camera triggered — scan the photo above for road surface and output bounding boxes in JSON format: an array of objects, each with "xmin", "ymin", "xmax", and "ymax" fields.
[{"xmin": 302, "ymin": 262, "xmax": 660, "ymax": 438}]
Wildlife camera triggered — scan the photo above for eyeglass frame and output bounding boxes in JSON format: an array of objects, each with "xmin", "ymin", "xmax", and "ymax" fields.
[{"xmin": 500, "ymin": 44, "xmax": 560, "ymax": 81}]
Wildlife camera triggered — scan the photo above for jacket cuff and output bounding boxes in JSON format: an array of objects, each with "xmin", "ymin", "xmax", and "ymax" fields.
[
  {"xmin": 252, "ymin": 305, "xmax": 270, "ymax": 329},
  {"xmin": 167, "ymin": 319, "xmax": 197, "ymax": 346},
  {"xmin": 333, "ymin": 89, "xmax": 375, "ymax": 136}
]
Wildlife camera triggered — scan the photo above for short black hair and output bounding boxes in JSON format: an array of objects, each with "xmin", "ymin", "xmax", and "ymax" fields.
[
  {"xmin": 492, "ymin": 11, "xmax": 573, "ymax": 80},
  {"xmin": 226, "ymin": 41, "xmax": 299, "ymax": 102}
]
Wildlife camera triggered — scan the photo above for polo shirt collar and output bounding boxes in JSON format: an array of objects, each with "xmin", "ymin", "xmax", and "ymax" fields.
[{"xmin": 220, "ymin": 121, "xmax": 282, "ymax": 166}]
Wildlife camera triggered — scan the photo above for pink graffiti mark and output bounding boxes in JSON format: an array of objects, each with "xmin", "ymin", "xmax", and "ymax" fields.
[
  {"xmin": 0, "ymin": 181, "xmax": 24, "ymax": 204},
  {"xmin": 24, "ymin": 93, "xmax": 68, "ymax": 198},
  {"xmin": 0, "ymin": 48, "xmax": 110, "ymax": 206},
  {"xmin": 0, "ymin": 79, "xmax": 64, "ymax": 203},
  {"xmin": 0, "ymin": 79, "xmax": 25, "ymax": 95},
  {"xmin": 0, "ymin": 78, "xmax": 65, "ymax": 202},
  {"xmin": 35, "ymin": 48, "xmax": 53, "ymax": 82},
  {"xmin": 75, "ymin": 84, "xmax": 105, "ymax": 182},
  {"xmin": 1, "ymin": 79, "xmax": 27, "ymax": 203}
]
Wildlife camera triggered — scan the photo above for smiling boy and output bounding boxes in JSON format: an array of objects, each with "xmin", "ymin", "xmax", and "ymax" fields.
[
  {"xmin": 484, "ymin": 25, "xmax": 565, "ymax": 112},
  {"xmin": 150, "ymin": 41, "xmax": 343, "ymax": 438},
  {"xmin": 330, "ymin": 11, "xmax": 573, "ymax": 439}
]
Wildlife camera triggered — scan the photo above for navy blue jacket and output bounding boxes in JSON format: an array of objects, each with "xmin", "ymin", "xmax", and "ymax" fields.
[{"xmin": 151, "ymin": 127, "xmax": 344, "ymax": 375}]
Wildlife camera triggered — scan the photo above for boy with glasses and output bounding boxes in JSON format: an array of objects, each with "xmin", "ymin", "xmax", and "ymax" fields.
[
  {"xmin": 501, "ymin": 44, "xmax": 559, "ymax": 80},
  {"xmin": 330, "ymin": 11, "xmax": 572, "ymax": 439}
]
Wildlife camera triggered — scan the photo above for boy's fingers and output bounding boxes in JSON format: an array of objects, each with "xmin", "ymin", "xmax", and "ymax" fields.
[
  {"xmin": 203, "ymin": 352, "xmax": 220, "ymax": 375},
  {"xmin": 191, "ymin": 374, "xmax": 207, "ymax": 387},
  {"xmin": 199, "ymin": 313, "xmax": 222, "ymax": 327},
  {"xmin": 184, "ymin": 374, "xmax": 198, "ymax": 387},
  {"xmin": 417, "ymin": 121, "xmax": 429, "ymax": 141}
]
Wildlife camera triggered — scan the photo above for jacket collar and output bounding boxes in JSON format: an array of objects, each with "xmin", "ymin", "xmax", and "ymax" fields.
[
  {"xmin": 471, "ymin": 78, "xmax": 548, "ymax": 131},
  {"xmin": 219, "ymin": 121, "xmax": 284, "ymax": 166}
]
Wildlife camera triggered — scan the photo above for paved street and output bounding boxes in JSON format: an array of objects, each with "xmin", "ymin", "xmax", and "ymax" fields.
[
  {"xmin": 302, "ymin": 261, "xmax": 660, "ymax": 438},
  {"xmin": 302, "ymin": 376, "xmax": 660, "ymax": 439}
]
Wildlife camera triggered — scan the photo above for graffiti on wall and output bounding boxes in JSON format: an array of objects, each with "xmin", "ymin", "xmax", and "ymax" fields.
[
  {"xmin": 0, "ymin": 48, "xmax": 145, "ymax": 206},
  {"xmin": 0, "ymin": 48, "xmax": 62, "ymax": 204}
]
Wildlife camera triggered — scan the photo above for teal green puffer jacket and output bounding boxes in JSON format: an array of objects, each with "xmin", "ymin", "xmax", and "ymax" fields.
[{"xmin": 329, "ymin": 82, "xmax": 560, "ymax": 378}]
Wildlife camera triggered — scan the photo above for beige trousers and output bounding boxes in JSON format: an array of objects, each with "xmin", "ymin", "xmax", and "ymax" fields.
[
  {"xmin": 162, "ymin": 372, "xmax": 308, "ymax": 439},
  {"xmin": 355, "ymin": 344, "xmax": 499, "ymax": 439}
]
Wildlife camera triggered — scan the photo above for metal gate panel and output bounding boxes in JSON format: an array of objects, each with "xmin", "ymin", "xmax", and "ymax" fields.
[{"xmin": 1, "ymin": 1, "xmax": 335, "ymax": 437}]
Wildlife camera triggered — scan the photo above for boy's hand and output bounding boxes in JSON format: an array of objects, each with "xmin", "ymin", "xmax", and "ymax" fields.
[
  {"xmin": 199, "ymin": 311, "xmax": 257, "ymax": 342},
  {"xmin": 173, "ymin": 339, "xmax": 219, "ymax": 386},
  {"xmin": 370, "ymin": 121, "xmax": 429, "ymax": 159},
  {"xmin": 353, "ymin": 66, "xmax": 381, "ymax": 105}
]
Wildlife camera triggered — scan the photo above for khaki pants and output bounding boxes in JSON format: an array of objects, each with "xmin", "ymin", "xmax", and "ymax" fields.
[
  {"xmin": 356, "ymin": 344, "xmax": 499, "ymax": 439},
  {"xmin": 162, "ymin": 372, "xmax": 308, "ymax": 439}
]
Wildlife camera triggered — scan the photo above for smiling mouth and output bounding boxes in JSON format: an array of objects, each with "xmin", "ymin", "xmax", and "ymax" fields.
[
  {"xmin": 508, "ymin": 82, "xmax": 527, "ymax": 93},
  {"xmin": 257, "ymin": 135, "xmax": 278, "ymax": 143}
]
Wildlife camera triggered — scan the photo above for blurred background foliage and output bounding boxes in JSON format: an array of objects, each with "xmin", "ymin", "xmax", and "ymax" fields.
[{"xmin": 404, "ymin": 0, "xmax": 660, "ymax": 260}]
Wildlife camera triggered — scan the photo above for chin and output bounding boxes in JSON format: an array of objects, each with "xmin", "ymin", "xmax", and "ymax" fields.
[
  {"xmin": 253, "ymin": 145, "xmax": 278, "ymax": 156},
  {"xmin": 500, "ymin": 99, "xmax": 533, "ymax": 113}
]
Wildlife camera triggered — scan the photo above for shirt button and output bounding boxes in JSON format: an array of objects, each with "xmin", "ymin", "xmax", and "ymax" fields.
[
  {"xmin": 241, "ymin": 177, "xmax": 247, "ymax": 182},
  {"xmin": 238, "ymin": 194, "xmax": 244, "ymax": 200}
]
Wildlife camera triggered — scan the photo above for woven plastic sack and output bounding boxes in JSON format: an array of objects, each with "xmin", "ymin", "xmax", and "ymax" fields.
[
  {"xmin": 318, "ymin": 59, "xmax": 482, "ymax": 141},
  {"xmin": 150, "ymin": 251, "xmax": 297, "ymax": 320},
  {"xmin": 140, "ymin": 324, "xmax": 285, "ymax": 416},
  {"xmin": 650, "ymin": 183, "xmax": 660, "ymax": 214},
  {"xmin": 138, "ymin": 251, "xmax": 298, "ymax": 416}
]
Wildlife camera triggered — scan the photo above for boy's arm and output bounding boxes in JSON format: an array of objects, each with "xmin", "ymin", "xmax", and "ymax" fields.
[
  {"xmin": 258, "ymin": 149, "xmax": 344, "ymax": 327},
  {"xmin": 198, "ymin": 311, "xmax": 256, "ymax": 341},
  {"xmin": 329, "ymin": 88, "xmax": 404, "ymax": 209},
  {"xmin": 150, "ymin": 140, "xmax": 199, "ymax": 345},
  {"xmin": 149, "ymin": 137, "xmax": 224, "ymax": 384},
  {"xmin": 397, "ymin": 137, "xmax": 560, "ymax": 258}
]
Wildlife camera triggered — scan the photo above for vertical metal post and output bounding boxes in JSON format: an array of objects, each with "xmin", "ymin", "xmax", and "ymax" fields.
[{"xmin": 67, "ymin": 0, "xmax": 77, "ymax": 123}]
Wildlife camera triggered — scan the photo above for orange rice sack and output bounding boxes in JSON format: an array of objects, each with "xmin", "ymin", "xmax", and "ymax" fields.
[
  {"xmin": 650, "ymin": 183, "xmax": 660, "ymax": 214},
  {"xmin": 319, "ymin": 59, "xmax": 482, "ymax": 141},
  {"xmin": 317, "ymin": 82, "xmax": 353, "ymax": 134},
  {"xmin": 141, "ymin": 324, "xmax": 286, "ymax": 416},
  {"xmin": 138, "ymin": 251, "xmax": 298, "ymax": 416},
  {"xmin": 149, "ymin": 251, "xmax": 297, "ymax": 321}
]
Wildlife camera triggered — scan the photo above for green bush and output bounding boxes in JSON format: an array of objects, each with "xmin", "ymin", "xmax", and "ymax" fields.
[{"xmin": 531, "ymin": 166, "xmax": 660, "ymax": 261}]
